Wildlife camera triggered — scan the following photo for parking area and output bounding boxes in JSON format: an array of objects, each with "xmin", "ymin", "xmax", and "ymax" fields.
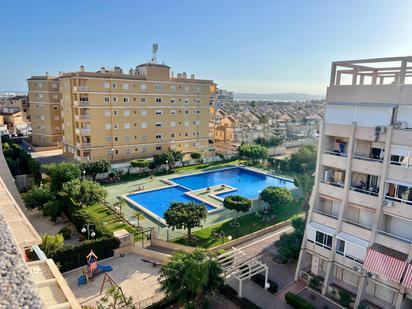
[{"xmin": 63, "ymin": 253, "xmax": 162, "ymax": 306}]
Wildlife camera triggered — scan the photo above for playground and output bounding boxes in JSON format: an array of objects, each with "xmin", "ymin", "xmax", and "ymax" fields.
[{"xmin": 64, "ymin": 253, "xmax": 161, "ymax": 306}]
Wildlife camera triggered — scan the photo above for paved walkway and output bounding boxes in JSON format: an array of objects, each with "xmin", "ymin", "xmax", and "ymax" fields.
[{"xmin": 275, "ymin": 279, "xmax": 306, "ymax": 301}]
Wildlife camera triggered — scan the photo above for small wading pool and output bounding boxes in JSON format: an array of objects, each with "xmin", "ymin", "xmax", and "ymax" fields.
[{"xmin": 125, "ymin": 167, "xmax": 296, "ymax": 221}]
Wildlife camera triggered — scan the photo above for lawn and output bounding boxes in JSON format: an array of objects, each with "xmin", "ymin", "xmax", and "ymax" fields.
[
  {"xmin": 83, "ymin": 204, "xmax": 142, "ymax": 239},
  {"xmin": 173, "ymin": 198, "xmax": 303, "ymax": 248}
]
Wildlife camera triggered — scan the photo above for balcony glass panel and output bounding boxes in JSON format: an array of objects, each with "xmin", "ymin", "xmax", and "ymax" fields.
[
  {"xmin": 350, "ymin": 172, "xmax": 379, "ymax": 196},
  {"xmin": 385, "ymin": 182, "xmax": 412, "ymax": 205},
  {"xmin": 322, "ymin": 168, "xmax": 345, "ymax": 187}
]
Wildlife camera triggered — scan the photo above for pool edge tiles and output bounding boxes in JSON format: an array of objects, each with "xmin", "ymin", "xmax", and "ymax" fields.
[{"xmin": 123, "ymin": 185, "xmax": 220, "ymax": 226}]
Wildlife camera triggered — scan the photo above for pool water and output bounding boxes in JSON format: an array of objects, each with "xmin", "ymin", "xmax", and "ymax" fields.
[
  {"xmin": 127, "ymin": 186, "xmax": 216, "ymax": 219},
  {"xmin": 171, "ymin": 167, "xmax": 296, "ymax": 199}
]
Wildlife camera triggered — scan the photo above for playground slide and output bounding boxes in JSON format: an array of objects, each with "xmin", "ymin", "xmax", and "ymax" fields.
[{"xmin": 97, "ymin": 264, "xmax": 113, "ymax": 272}]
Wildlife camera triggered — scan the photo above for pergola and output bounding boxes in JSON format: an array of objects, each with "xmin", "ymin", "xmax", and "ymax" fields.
[{"xmin": 217, "ymin": 248, "xmax": 269, "ymax": 297}]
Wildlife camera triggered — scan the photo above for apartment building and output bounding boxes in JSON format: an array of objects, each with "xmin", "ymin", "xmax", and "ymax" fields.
[
  {"xmin": 296, "ymin": 57, "xmax": 412, "ymax": 309},
  {"xmin": 58, "ymin": 63, "xmax": 216, "ymax": 162},
  {"xmin": 27, "ymin": 76, "xmax": 62, "ymax": 146}
]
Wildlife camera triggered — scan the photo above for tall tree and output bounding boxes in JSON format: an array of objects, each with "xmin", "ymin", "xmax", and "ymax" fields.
[
  {"xmin": 23, "ymin": 185, "xmax": 53, "ymax": 211},
  {"xmin": 80, "ymin": 160, "xmax": 111, "ymax": 180},
  {"xmin": 294, "ymin": 174, "xmax": 314, "ymax": 218},
  {"xmin": 49, "ymin": 162, "xmax": 81, "ymax": 192},
  {"xmin": 190, "ymin": 152, "xmax": 202, "ymax": 163},
  {"xmin": 260, "ymin": 186, "xmax": 292, "ymax": 209},
  {"xmin": 223, "ymin": 195, "xmax": 252, "ymax": 227},
  {"xmin": 164, "ymin": 202, "xmax": 207, "ymax": 240},
  {"xmin": 239, "ymin": 143, "xmax": 268, "ymax": 163},
  {"xmin": 159, "ymin": 249, "xmax": 223, "ymax": 309},
  {"xmin": 63, "ymin": 179, "xmax": 107, "ymax": 207}
]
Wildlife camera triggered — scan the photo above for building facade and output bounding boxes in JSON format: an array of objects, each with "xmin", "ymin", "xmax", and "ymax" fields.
[
  {"xmin": 296, "ymin": 57, "xmax": 412, "ymax": 309},
  {"xmin": 27, "ymin": 76, "xmax": 62, "ymax": 146},
  {"xmin": 59, "ymin": 64, "xmax": 216, "ymax": 162}
]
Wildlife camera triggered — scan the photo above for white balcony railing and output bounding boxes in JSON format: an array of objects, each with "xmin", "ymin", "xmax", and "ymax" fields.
[
  {"xmin": 323, "ymin": 150, "xmax": 348, "ymax": 157},
  {"xmin": 349, "ymin": 186, "xmax": 379, "ymax": 196}
]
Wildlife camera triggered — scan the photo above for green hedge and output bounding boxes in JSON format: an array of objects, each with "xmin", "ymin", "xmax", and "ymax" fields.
[
  {"xmin": 251, "ymin": 273, "xmax": 278, "ymax": 294},
  {"xmin": 48, "ymin": 236, "xmax": 120, "ymax": 272},
  {"xmin": 145, "ymin": 296, "xmax": 178, "ymax": 309},
  {"xmin": 285, "ymin": 292, "xmax": 317, "ymax": 309},
  {"xmin": 220, "ymin": 285, "xmax": 262, "ymax": 309}
]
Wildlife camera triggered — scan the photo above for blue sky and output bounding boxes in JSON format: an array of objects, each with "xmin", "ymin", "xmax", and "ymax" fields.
[{"xmin": 1, "ymin": 0, "xmax": 412, "ymax": 94}]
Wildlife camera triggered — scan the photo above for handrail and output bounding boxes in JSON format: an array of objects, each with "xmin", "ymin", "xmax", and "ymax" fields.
[
  {"xmin": 320, "ymin": 179, "xmax": 345, "ymax": 188},
  {"xmin": 349, "ymin": 186, "xmax": 379, "ymax": 196},
  {"xmin": 324, "ymin": 150, "xmax": 348, "ymax": 157},
  {"xmin": 353, "ymin": 154, "xmax": 383, "ymax": 163},
  {"xmin": 378, "ymin": 230, "xmax": 412, "ymax": 244}
]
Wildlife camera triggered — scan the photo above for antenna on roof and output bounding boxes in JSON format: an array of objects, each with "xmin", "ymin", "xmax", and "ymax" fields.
[{"xmin": 152, "ymin": 43, "xmax": 159, "ymax": 64}]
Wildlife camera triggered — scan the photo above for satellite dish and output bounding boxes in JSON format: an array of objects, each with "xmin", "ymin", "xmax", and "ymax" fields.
[{"xmin": 366, "ymin": 272, "xmax": 373, "ymax": 278}]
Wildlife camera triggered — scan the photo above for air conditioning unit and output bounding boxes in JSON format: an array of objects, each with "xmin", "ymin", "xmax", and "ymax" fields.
[
  {"xmin": 352, "ymin": 264, "xmax": 363, "ymax": 273},
  {"xmin": 366, "ymin": 272, "xmax": 378, "ymax": 280},
  {"xmin": 375, "ymin": 126, "xmax": 386, "ymax": 134},
  {"xmin": 382, "ymin": 199, "xmax": 394, "ymax": 207},
  {"xmin": 395, "ymin": 121, "xmax": 408, "ymax": 129}
]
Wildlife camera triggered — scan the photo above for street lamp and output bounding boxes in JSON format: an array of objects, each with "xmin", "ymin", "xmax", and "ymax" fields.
[
  {"xmin": 165, "ymin": 160, "xmax": 168, "ymax": 170},
  {"xmin": 81, "ymin": 224, "xmax": 95, "ymax": 240},
  {"xmin": 82, "ymin": 170, "xmax": 86, "ymax": 179}
]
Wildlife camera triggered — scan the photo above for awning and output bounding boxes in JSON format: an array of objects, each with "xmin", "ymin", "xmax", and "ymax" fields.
[
  {"xmin": 364, "ymin": 244, "xmax": 408, "ymax": 284},
  {"xmin": 336, "ymin": 232, "xmax": 368, "ymax": 248},
  {"xmin": 402, "ymin": 264, "xmax": 412, "ymax": 289},
  {"xmin": 348, "ymin": 202, "xmax": 376, "ymax": 213},
  {"xmin": 308, "ymin": 221, "xmax": 336, "ymax": 236}
]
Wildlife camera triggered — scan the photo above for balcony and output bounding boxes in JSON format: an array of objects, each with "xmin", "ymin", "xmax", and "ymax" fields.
[
  {"xmin": 74, "ymin": 114, "xmax": 91, "ymax": 121},
  {"xmin": 75, "ymin": 128, "xmax": 91, "ymax": 135},
  {"xmin": 311, "ymin": 212, "xmax": 338, "ymax": 229},
  {"xmin": 76, "ymin": 142, "xmax": 91, "ymax": 148},
  {"xmin": 321, "ymin": 152, "xmax": 347, "ymax": 170},
  {"xmin": 73, "ymin": 86, "xmax": 89, "ymax": 92},
  {"xmin": 375, "ymin": 231, "xmax": 411, "ymax": 255},
  {"xmin": 324, "ymin": 123, "xmax": 351, "ymax": 138},
  {"xmin": 74, "ymin": 100, "xmax": 89, "ymax": 107},
  {"xmin": 347, "ymin": 190, "xmax": 379, "ymax": 209},
  {"xmin": 340, "ymin": 221, "xmax": 372, "ymax": 241},
  {"xmin": 319, "ymin": 181, "xmax": 345, "ymax": 200},
  {"xmin": 350, "ymin": 172, "xmax": 380, "ymax": 197}
]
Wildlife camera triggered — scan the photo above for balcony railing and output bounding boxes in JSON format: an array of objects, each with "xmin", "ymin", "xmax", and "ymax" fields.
[
  {"xmin": 342, "ymin": 218, "xmax": 372, "ymax": 230},
  {"xmin": 75, "ymin": 128, "xmax": 91, "ymax": 135},
  {"xmin": 353, "ymin": 154, "xmax": 383, "ymax": 163},
  {"xmin": 390, "ymin": 160, "xmax": 412, "ymax": 168},
  {"xmin": 385, "ymin": 195, "xmax": 412, "ymax": 206},
  {"xmin": 76, "ymin": 142, "xmax": 91, "ymax": 148},
  {"xmin": 349, "ymin": 186, "xmax": 379, "ymax": 196},
  {"xmin": 73, "ymin": 86, "xmax": 89, "ymax": 92},
  {"xmin": 75, "ymin": 114, "xmax": 91, "ymax": 121},
  {"xmin": 312, "ymin": 209, "xmax": 339, "ymax": 219},
  {"xmin": 323, "ymin": 150, "xmax": 348, "ymax": 157},
  {"xmin": 74, "ymin": 100, "xmax": 89, "ymax": 107},
  {"xmin": 321, "ymin": 179, "xmax": 345, "ymax": 188},
  {"xmin": 377, "ymin": 230, "xmax": 412, "ymax": 244}
]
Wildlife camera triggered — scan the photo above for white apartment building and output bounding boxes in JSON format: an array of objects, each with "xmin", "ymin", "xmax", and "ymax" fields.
[{"xmin": 296, "ymin": 57, "xmax": 412, "ymax": 309}]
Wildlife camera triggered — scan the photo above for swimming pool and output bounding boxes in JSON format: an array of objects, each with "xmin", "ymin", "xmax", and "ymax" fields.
[{"xmin": 125, "ymin": 167, "xmax": 296, "ymax": 221}]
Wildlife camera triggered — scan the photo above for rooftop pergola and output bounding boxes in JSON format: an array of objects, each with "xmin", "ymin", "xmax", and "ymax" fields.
[{"xmin": 330, "ymin": 56, "xmax": 412, "ymax": 86}]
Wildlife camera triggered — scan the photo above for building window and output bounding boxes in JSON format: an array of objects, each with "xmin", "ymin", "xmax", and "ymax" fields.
[
  {"xmin": 113, "ymin": 97, "xmax": 118, "ymax": 103},
  {"xmin": 112, "ymin": 82, "xmax": 117, "ymax": 88},
  {"xmin": 170, "ymin": 85, "xmax": 176, "ymax": 91},
  {"xmin": 104, "ymin": 96, "xmax": 110, "ymax": 103},
  {"xmin": 105, "ymin": 136, "xmax": 112, "ymax": 142},
  {"xmin": 53, "ymin": 105, "xmax": 59, "ymax": 110},
  {"xmin": 315, "ymin": 231, "xmax": 332, "ymax": 250},
  {"xmin": 155, "ymin": 98, "xmax": 162, "ymax": 103},
  {"xmin": 122, "ymin": 83, "xmax": 129, "ymax": 89},
  {"xmin": 156, "ymin": 146, "xmax": 162, "ymax": 151},
  {"xmin": 155, "ymin": 122, "xmax": 162, "ymax": 127},
  {"xmin": 140, "ymin": 84, "xmax": 146, "ymax": 90},
  {"xmin": 107, "ymin": 149, "xmax": 113, "ymax": 155},
  {"xmin": 105, "ymin": 110, "xmax": 111, "ymax": 116},
  {"xmin": 184, "ymin": 120, "xmax": 189, "ymax": 127},
  {"xmin": 171, "ymin": 121, "xmax": 176, "ymax": 128},
  {"xmin": 194, "ymin": 110, "xmax": 200, "ymax": 114},
  {"xmin": 123, "ymin": 97, "xmax": 129, "ymax": 103},
  {"xmin": 184, "ymin": 110, "xmax": 189, "ymax": 115},
  {"xmin": 104, "ymin": 82, "xmax": 110, "ymax": 89},
  {"xmin": 105, "ymin": 124, "xmax": 112, "ymax": 130},
  {"xmin": 170, "ymin": 110, "xmax": 176, "ymax": 115},
  {"xmin": 114, "ymin": 136, "xmax": 118, "ymax": 142},
  {"xmin": 155, "ymin": 85, "xmax": 162, "ymax": 91},
  {"xmin": 114, "ymin": 123, "xmax": 119, "ymax": 129},
  {"xmin": 140, "ymin": 97, "xmax": 146, "ymax": 103},
  {"xmin": 113, "ymin": 110, "xmax": 118, "ymax": 116},
  {"xmin": 185, "ymin": 132, "xmax": 189, "ymax": 137},
  {"xmin": 155, "ymin": 110, "xmax": 163, "ymax": 115},
  {"xmin": 141, "ymin": 122, "xmax": 147, "ymax": 128},
  {"xmin": 156, "ymin": 134, "xmax": 162, "ymax": 139},
  {"xmin": 141, "ymin": 110, "xmax": 147, "ymax": 116},
  {"xmin": 184, "ymin": 98, "xmax": 189, "ymax": 104},
  {"xmin": 336, "ymin": 239, "xmax": 345, "ymax": 255},
  {"xmin": 171, "ymin": 98, "xmax": 176, "ymax": 103},
  {"xmin": 171, "ymin": 133, "xmax": 175, "ymax": 138},
  {"xmin": 125, "ymin": 148, "xmax": 131, "ymax": 154},
  {"xmin": 124, "ymin": 110, "xmax": 130, "ymax": 116},
  {"xmin": 124, "ymin": 123, "xmax": 131, "ymax": 129}
]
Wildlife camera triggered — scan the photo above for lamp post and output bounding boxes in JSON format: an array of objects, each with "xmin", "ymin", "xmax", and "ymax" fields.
[
  {"xmin": 81, "ymin": 224, "xmax": 96, "ymax": 240},
  {"xmin": 165, "ymin": 160, "xmax": 168, "ymax": 171},
  {"xmin": 258, "ymin": 190, "xmax": 262, "ymax": 210},
  {"xmin": 82, "ymin": 170, "xmax": 86, "ymax": 179}
]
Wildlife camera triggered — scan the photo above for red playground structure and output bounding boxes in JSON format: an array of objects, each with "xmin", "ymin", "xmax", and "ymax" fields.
[{"xmin": 78, "ymin": 250, "xmax": 113, "ymax": 286}]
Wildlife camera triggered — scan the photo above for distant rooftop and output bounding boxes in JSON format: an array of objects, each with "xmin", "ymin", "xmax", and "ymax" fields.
[{"xmin": 330, "ymin": 56, "xmax": 412, "ymax": 86}]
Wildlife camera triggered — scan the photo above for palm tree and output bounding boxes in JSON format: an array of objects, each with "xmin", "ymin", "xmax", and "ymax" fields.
[
  {"xmin": 113, "ymin": 199, "xmax": 127, "ymax": 216},
  {"xmin": 133, "ymin": 212, "xmax": 145, "ymax": 229},
  {"xmin": 159, "ymin": 249, "xmax": 223, "ymax": 309},
  {"xmin": 294, "ymin": 173, "xmax": 314, "ymax": 219}
]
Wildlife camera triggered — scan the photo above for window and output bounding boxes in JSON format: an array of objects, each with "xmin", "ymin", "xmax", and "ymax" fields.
[
  {"xmin": 315, "ymin": 231, "xmax": 333, "ymax": 250},
  {"xmin": 170, "ymin": 121, "xmax": 176, "ymax": 128},
  {"xmin": 141, "ymin": 110, "xmax": 147, "ymax": 116},
  {"xmin": 184, "ymin": 110, "xmax": 189, "ymax": 115},
  {"xmin": 184, "ymin": 98, "xmax": 189, "ymax": 104},
  {"xmin": 114, "ymin": 136, "xmax": 118, "ymax": 142},
  {"xmin": 104, "ymin": 82, "xmax": 110, "ymax": 89},
  {"xmin": 40, "ymin": 115, "xmax": 45, "ymax": 120},
  {"xmin": 123, "ymin": 97, "xmax": 129, "ymax": 103},
  {"xmin": 155, "ymin": 98, "xmax": 162, "ymax": 103},
  {"xmin": 113, "ymin": 97, "xmax": 118, "ymax": 103},
  {"xmin": 124, "ymin": 110, "xmax": 130, "ymax": 116},
  {"xmin": 140, "ymin": 97, "xmax": 147, "ymax": 103},
  {"xmin": 194, "ymin": 110, "xmax": 200, "ymax": 114},
  {"xmin": 336, "ymin": 239, "xmax": 345, "ymax": 255},
  {"xmin": 53, "ymin": 105, "xmax": 59, "ymax": 110},
  {"xmin": 156, "ymin": 134, "xmax": 162, "ymax": 139},
  {"xmin": 140, "ymin": 84, "xmax": 147, "ymax": 90},
  {"xmin": 142, "ymin": 147, "xmax": 147, "ymax": 153},
  {"xmin": 107, "ymin": 149, "xmax": 113, "ymax": 156},
  {"xmin": 171, "ymin": 110, "xmax": 176, "ymax": 115},
  {"xmin": 155, "ymin": 122, "xmax": 162, "ymax": 127},
  {"xmin": 124, "ymin": 123, "xmax": 131, "ymax": 129},
  {"xmin": 113, "ymin": 110, "xmax": 118, "ymax": 116},
  {"xmin": 185, "ymin": 132, "xmax": 189, "ymax": 137},
  {"xmin": 184, "ymin": 120, "xmax": 189, "ymax": 127},
  {"xmin": 142, "ymin": 135, "xmax": 147, "ymax": 141},
  {"xmin": 105, "ymin": 136, "xmax": 112, "ymax": 142},
  {"xmin": 170, "ymin": 85, "xmax": 176, "ymax": 91},
  {"xmin": 170, "ymin": 98, "xmax": 176, "ymax": 103},
  {"xmin": 195, "ymin": 120, "xmax": 200, "ymax": 125},
  {"xmin": 122, "ymin": 83, "xmax": 129, "ymax": 89},
  {"xmin": 52, "ymin": 82, "xmax": 58, "ymax": 89},
  {"xmin": 171, "ymin": 133, "xmax": 175, "ymax": 138},
  {"xmin": 125, "ymin": 148, "xmax": 131, "ymax": 154},
  {"xmin": 141, "ymin": 122, "xmax": 147, "ymax": 128},
  {"xmin": 104, "ymin": 96, "xmax": 110, "ymax": 103},
  {"xmin": 114, "ymin": 123, "xmax": 119, "ymax": 129},
  {"xmin": 155, "ymin": 85, "xmax": 162, "ymax": 91},
  {"xmin": 112, "ymin": 82, "xmax": 117, "ymax": 88},
  {"xmin": 156, "ymin": 146, "xmax": 162, "ymax": 151},
  {"xmin": 105, "ymin": 110, "xmax": 111, "ymax": 116},
  {"xmin": 105, "ymin": 124, "xmax": 112, "ymax": 130},
  {"xmin": 125, "ymin": 136, "xmax": 131, "ymax": 142},
  {"xmin": 155, "ymin": 110, "xmax": 163, "ymax": 115}
]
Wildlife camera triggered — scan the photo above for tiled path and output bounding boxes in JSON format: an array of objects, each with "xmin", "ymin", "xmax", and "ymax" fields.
[{"xmin": 275, "ymin": 279, "xmax": 306, "ymax": 301}]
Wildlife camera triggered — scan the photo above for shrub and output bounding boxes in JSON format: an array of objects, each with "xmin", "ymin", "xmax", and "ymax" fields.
[
  {"xmin": 251, "ymin": 273, "xmax": 278, "ymax": 294},
  {"xmin": 285, "ymin": 292, "xmax": 317, "ymax": 309},
  {"xmin": 220, "ymin": 285, "xmax": 261, "ymax": 308},
  {"xmin": 43, "ymin": 199, "xmax": 65, "ymax": 222},
  {"xmin": 339, "ymin": 290, "xmax": 352, "ymax": 308},
  {"xmin": 58, "ymin": 227, "xmax": 72, "ymax": 240},
  {"xmin": 23, "ymin": 185, "xmax": 53, "ymax": 211},
  {"xmin": 40, "ymin": 234, "xmax": 64, "ymax": 257},
  {"xmin": 260, "ymin": 186, "xmax": 292, "ymax": 208},
  {"xmin": 308, "ymin": 276, "xmax": 323, "ymax": 292}
]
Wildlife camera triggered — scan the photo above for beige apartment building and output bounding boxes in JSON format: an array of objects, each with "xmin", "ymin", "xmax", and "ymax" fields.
[
  {"xmin": 57, "ymin": 63, "xmax": 215, "ymax": 162},
  {"xmin": 296, "ymin": 57, "xmax": 412, "ymax": 309},
  {"xmin": 27, "ymin": 76, "xmax": 62, "ymax": 146}
]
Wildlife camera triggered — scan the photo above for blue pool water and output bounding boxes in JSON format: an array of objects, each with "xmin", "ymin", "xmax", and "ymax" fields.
[
  {"xmin": 171, "ymin": 167, "xmax": 296, "ymax": 199},
  {"xmin": 127, "ymin": 167, "xmax": 296, "ymax": 219},
  {"xmin": 127, "ymin": 186, "xmax": 216, "ymax": 219}
]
